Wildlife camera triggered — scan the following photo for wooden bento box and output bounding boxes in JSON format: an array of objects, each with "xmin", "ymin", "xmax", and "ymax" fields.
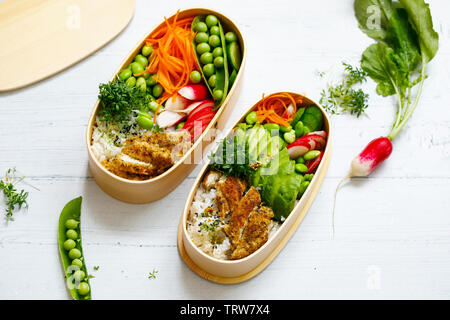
[
  {"xmin": 177, "ymin": 92, "xmax": 332, "ymax": 283},
  {"xmin": 86, "ymin": 8, "xmax": 246, "ymax": 203}
]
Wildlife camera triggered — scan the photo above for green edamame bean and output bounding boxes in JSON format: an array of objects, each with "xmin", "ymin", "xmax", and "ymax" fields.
[
  {"xmin": 203, "ymin": 64, "xmax": 215, "ymax": 77},
  {"xmin": 134, "ymin": 54, "xmax": 148, "ymax": 68},
  {"xmin": 195, "ymin": 32, "xmax": 209, "ymax": 44},
  {"xmin": 214, "ymin": 56, "xmax": 224, "ymax": 68},
  {"xmin": 146, "ymin": 75, "xmax": 157, "ymax": 86},
  {"xmin": 298, "ymin": 181, "xmax": 310, "ymax": 194},
  {"xmin": 245, "ymin": 111, "xmax": 258, "ymax": 125},
  {"xmin": 304, "ymin": 150, "xmax": 321, "ymax": 160},
  {"xmin": 189, "ymin": 71, "xmax": 202, "ymax": 84},
  {"xmin": 77, "ymin": 282, "xmax": 90, "ymax": 296},
  {"xmin": 200, "ymin": 52, "xmax": 213, "ymax": 65},
  {"xmin": 205, "ymin": 15, "xmax": 218, "ymax": 27},
  {"xmin": 263, "ymin": 123, "xmax": 280, "ymax": 132},
  {"xmin": 65, "ymin": 219, "xmax": 79, "ymax": 229},
  {"xmin": 136, "ymin": 77, "xmax": 146, "ymax": 91},
  {"xmin": 208, "ymin": 74, "xmax": 216, "ymax": 88},
  {"xmin": 210, "ymin": 26, "xmax": 220, "ymax": 35},
  {"xmin": 296, "ymin": 157, "xmax": 305, "ymax": 164},
  {"xmin": 236, "ymin": 123, "xmax": 249, "ymax": 130},
  {"xmin": 280, "ymin": 125, "xmax": 292, "ymax": 133},
  {"xmin": 63, "ymin": 239, "xmax": 76, "ymax": 251},
  {"xmin": 125, "ymin": 76, "xmax": 136, "ymax": 87},
  {"xmin": 213, "ymin": 89, "xmax": 223, "ymax": 101},
  {"xmin": 294, "ymin": 121, "xmax": 304, "ymax": 137},
  {"xmin": 131, "ymin": 62, "xmax": 144, "ymax": 75},
  {"xmin": 212, "ymin": 47, "xmax": 223, "ymax": 58},
  {"xmin": 68, "ymin": 248, "xmax": 82, "ymax": 260},
  {"xmin": 137, "ymin": 115, "xmax": 153, "ymax": 130},
  {"xmin": 74, "ymin": 270, "xmax": 85, "ymax": 282},
  {"xmin": 304, "ymin": 174, "xmax": 314, "ymax": 181},
  {"xmin": 303, "ymin": 126, "xmax": 311, "ymax": 135},
  {"xmin": 141, "ymin": 45, "xmax": 153, "ymax": 56},
  {"xmin": 152, "ymin": 84, "xmax": 163, "ymax": 98},
  {"xmin": 208, "ymin": 35, "xmax": 221, "ymax": 48},
  {"xmin": 72, "ymin": 259, "xmax": 83, "ymax": 268},
  {"xmin": 148, "ymin": 101, "xmax": 160, "ymax": 113},
  {"xmin": 176, "ymin": 122, "xmax": 185, "ymax": 130},
  {"xmin": 295, "ymin": 163, "xmax": 308, "ymax": 174},
  {"xmin": 66, "ymin": 229, "xmax": 78, "ymax": 240},
  {"xmin": 195, "ymin": 22, "xmax": 208, "ymax": 33},
  {"xmin": 283, "ymin": 130, "xmax": 296, "ymax": 144},
  {"xmin": 225, "ymin": 31, "xmax": 237, "ymax": 43},
  {"xmin": 196, "ymin": 43, "xmax": 210, "ymax": 55},
  {"xmin": 118, "ymin": 69, "xmax": 132, "ymax": 81}
]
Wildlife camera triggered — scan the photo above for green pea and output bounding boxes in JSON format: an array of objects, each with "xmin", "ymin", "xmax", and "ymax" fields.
[
  {"xmin": 200, "ymin": 52, "xmax": 213, "ymax": 65},
  {"xmin": 146, "ymin": 75, "xmax": 157, "ymax": 86},
  {"xmin": 203, "ymin": 64, "xmax": 215, "ymax": 77},
  {"xmin": 176, "ymin": 122, "xmax": 185, "ymax": 130},
  {"xmin": 142, "ymin": 72, "xmax": 151, "ymax": 79},
  {"xmin": 136, "ymin": 77, "xmax": 147, "ymax": 92},
  {"xmin": 236, "ymin": 123, "xmax": 249, "ymax": 130},
  {"xmin": 214, "ymin": 56, "xmax": 224, "ymax": 68},
  {"xmin": 283, "ymin": 130, "xmax": 296, "ymax": 144},
  {"xmin": 225, "ymin": 31, "xmax": 237, "ymax": 43},
  {"xmin": 63, "ymin": 239, "xmax": 76, "ymax": 251},
  {"xmin": 208, "ymin": 35, "xmax": 221, "ymax": 48},
  {"xmin": 263, "ymin": 123, "xmax": 280, "ymax": 132},
  {"xmin": 298, "ymin": 181, "xmax": 310, "ymax": 194},
  {"xmin": 205, "ymin": 15, "xmax": 218, "ymax": 27},
  {"xmin": 65, "ymin": 219, "xmax": 79, "ymax": 229},
  {"xmin": 131, "ymin": 62, "xmax": 144, "ymax": 75},
  {"xmin": 118, "ymin": 69, "xmax": 132, "ymax": 81},
  {"xmin": 245, "ymin": 111, "xmax": 258, "ymax": 125},
  {"xmin": 189, "ymin": 70, "xmax": 202, "ymax": 84},
  {"xmin": 137, "ymin": 115, "xmax": 153, "ymax": 130},
  {"xmin": 213, "ymin": 89, "xmax": 223, "ymax": 101},
  {"xmin": 196, "ymin": 43, "xmax": 210, "ymax": 55},
  {"xmin": 304, "ymin": 150, "xmax": 321, "ymax": 160},
  {"xmin": 125, "ymin": 76, "xmax": 136, "ymax": 87},
  {"xmin": 72, "ymin": 259, "xmax": 83, "ymax": 268},
  {"xmin": 294, "ymin": 121, "xmax": 304, "ymax": 137},
  {"xmin": 212, "ymin": 47, "xmax": 223, "ymax": 58},
  {"xmin": 296, "ymin": 157, "xmax": 305, "ymax": 164},
  {"xmin": 74, "ymin": 270, "xmax": 85, "ymax": 282},
  {"xmin": 295, "ymin": 163, "xmax": 308, "ymax": 174},
  {"xmin": 134, "ymin": 54, "xmax": 148, "ymax": 68},
  {"xmin": 208, "ymin": 75, "xmax": 216, "ymax": 88},
  {"xmin": 304, "ymin": 174, "xmax": 314, "ymax": 181},
  {"xmin": 280, "ymin": 125, "xmax": 292, "ymax": 133},
  {"xmin": 66, "ymin": 229, "xmax": 78, "ymax": 240},
  {"xmin": 77, "ymin": 282, "xmax": 90, "ymax": 296},
  {"xmin": 195, "ymin": 32, "xmax": 209, "ymax": 44},
  {"xmin": 141, "ymin": 45, "xmax": 153, "ymax": 56},
  {"xmin": 210, "ymin": 26, "xmax": 220, "ymax": 35},
  {"xmin": 195, "ymin": 22, "xmax": 208, "ymax": 33},
  {"xmin": 152, "ymin": 84, "xmax": 163, "ymax": 98},
  {"xmin": 68, "ymin": 248, "xmax": 82, "ymax": 260}
]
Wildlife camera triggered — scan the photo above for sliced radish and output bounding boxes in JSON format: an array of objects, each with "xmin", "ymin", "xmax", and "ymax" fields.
[
  {"xmin": 282, "ymin": 103, "xmax": 295, "ymax": 118},
  {"xmin": 286, "ymin": 132, "xmax": 327, "ymax": 159},
  {"xmin": 164, "ymin": 94, "xmax": 190, "ymax": 112},
  {"xmin": 178, "ymin": 84, "xmax": 209, "ymax": 101},
  {"xmin": 306, "ymin": 152, "xmax": 324, "ymax": 174},
  {"xmin": 181, "ymin": 101, "xmax": 204, "ymax": 114},
  {"xmin": 157, "ymin": 110, "xmax": 186, "ymax": 128},
  {"xmin": 187, "ymin": 100, "xmax": 214, "ymax": 118}
]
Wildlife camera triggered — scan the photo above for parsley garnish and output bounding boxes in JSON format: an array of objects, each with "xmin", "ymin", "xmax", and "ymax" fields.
[
  {"xmin": 0, "ymin": 168, "xmax": 30, "ymax": 221},
  {"xmin": 320, "ymin": 62, "xmax": 369, "ymax": 117},
  {"xmin": 148, "ymin": 269, "xmax": 158, "ymax": 279}
]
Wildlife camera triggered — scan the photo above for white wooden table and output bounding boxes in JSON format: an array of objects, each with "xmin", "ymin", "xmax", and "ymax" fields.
[{"xmin": 1, "ymin": 0, "xmax": 449, "ymax": 299}]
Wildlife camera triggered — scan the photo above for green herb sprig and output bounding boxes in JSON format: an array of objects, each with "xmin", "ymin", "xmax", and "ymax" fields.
[
  {"xmin": 0, "ymin": 168, "xmax": 30, "ymax": 220},
  {"xmin": 320, "ymin": 62, "xmax": 369, "ymax": 117},
  {"xmin": 148, "ymin": 269, "xmax": 158, "ymax": 279}
]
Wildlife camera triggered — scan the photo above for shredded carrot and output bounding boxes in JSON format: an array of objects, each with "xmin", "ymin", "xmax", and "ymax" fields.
[
  {"xmin": 255, "ymin": 92, "xmax": 303, "ymax": 127},
  {"xmin": 142, "ymin": 10, "xmax": 197, "ymax": 123}
]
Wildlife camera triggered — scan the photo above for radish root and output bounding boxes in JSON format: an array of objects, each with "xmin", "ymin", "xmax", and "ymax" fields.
[{"xmin": 332, "ymin": 173, "xmax": 352, "ymax": 237}]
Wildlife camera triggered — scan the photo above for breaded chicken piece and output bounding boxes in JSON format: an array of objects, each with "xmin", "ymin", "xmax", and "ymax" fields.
[
  {"xmin": 202, "ymin": 171, "xmax": 222, "ymax": 191},
  {"xmin": 224, "ymin": 186, "xmax": 261, "ymax": 250},
  {"xmin": 230, "ymin": 205, "xmax": 274, "ymax": 260},
  {"xmin": 216, "ymin": 176, "xmax": 247, "ymax": 217},
  {"xmin": 122, "ymin": 140, "xmax": 173, "ymax": 170},
  {"xmin": 102, "ymin": 155, "xmax": 157, "ymax": 180}
]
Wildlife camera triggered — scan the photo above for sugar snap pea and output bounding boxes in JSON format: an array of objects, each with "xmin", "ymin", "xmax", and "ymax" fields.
[{"xmin": 58, "ymin": 197, "xmax": 91, "ymax": 300}]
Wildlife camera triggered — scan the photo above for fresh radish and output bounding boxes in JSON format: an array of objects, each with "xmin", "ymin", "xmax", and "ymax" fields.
[
  {"xmin": 282, "ymin": 103, "xmax": 295, "ymax": 118},
  {"xmin": 187, "ymin": 100, "xmax": 214, "ymax": 118},
  {"xmin": 156, "ymin": 110, "xmax": 186, "ymax": 128},
  {"xmin": 305, "ymin": 152, "xmax": 324, "ymax": 174},
  {"xmin": 164, "ymin": 94, "xmax": 190, "ymax": 112},
  {"xmin": 286, "ymin": 131, "xmax": 327, "ymax": 159},
  {"xmin": 333, "ymin": 136, "xmax": 393, "ymax": 233},
  {"xmin": 178, "ymin": 84, "xmax": 209, "ymax": 101}
]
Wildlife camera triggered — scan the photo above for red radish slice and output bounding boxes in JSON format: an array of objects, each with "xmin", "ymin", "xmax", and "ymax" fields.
[
  {"xmin": 182, "ymin": 101, "xmax": 204, "ymax": 114},
  {"xmin": 282, "ymin": 103, "xmax": 295, "ymax": 118},
  {"xmin": 178, "ymin": 84, "xmax": 209, "ymax": 101},
  {"xmin": 164, "ymin": 94, "xmax": 190, "ymax": 112},
  {"xmin": 187, "ymin": 100, "xmax": 214, "ymax": 118},
  {"xmin": 156, "ymin": 110, "xmax": 186, "ymax": 128},
  {"xmin": 286, "ymin": 131, "xmax": 327, "ymax": 159},
  {"xmin": 305, "ymin": 152, "xmax": 323, "ymax": 174}
]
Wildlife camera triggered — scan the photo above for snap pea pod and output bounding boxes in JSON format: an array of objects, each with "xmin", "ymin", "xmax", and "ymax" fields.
[{"xmin": 58, "ymin": 197, "xmax": 91, "ymax": 300}]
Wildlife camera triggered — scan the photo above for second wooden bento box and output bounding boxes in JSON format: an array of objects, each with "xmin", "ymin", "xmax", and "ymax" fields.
[{"xmin": 86, "ymin": 8, "xmax": 246, "ymax": 203}]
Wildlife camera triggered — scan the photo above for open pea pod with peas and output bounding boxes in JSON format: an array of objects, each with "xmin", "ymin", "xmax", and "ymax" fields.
[{"xmin": 58, "ymin": 197, "xmax": 92, "ymax": 300}]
